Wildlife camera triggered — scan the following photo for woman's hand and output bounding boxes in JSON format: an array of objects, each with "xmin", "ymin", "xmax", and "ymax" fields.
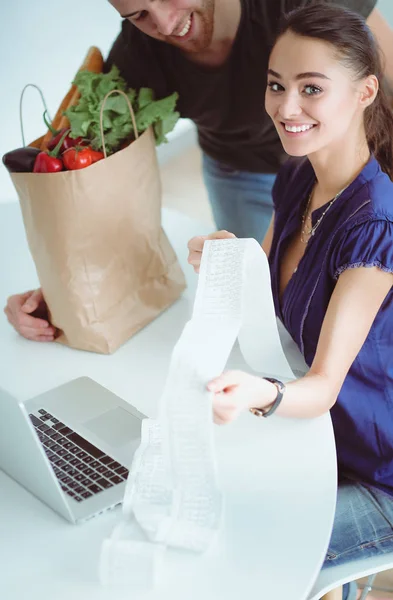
[
  {"xmin": 207, "ymin": 370, "xmax": 277, "ymax": 425},
  {"xmin": 187, "ymin": 230, "xmax": 236, "ymax": 273}
]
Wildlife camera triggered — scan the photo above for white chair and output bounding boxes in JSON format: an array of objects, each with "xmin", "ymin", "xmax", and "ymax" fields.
[{"xmin": 307, "ymin": 552, "xmax": 393, "ymax": 599}]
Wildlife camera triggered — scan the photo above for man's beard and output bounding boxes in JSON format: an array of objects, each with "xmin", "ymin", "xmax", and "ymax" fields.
[
  {"xmin": 195, "ymin": 0, "xmax": 215, "ymax": 51},
  {"xmin": 172, "ymin": 0, "xmax": 215, "ymax": 53}
]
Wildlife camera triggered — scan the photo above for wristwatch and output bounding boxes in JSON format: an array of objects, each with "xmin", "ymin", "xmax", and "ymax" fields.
[{"xmin": 249, "ymin": 377, "xmax": 286, "ymax": 418}]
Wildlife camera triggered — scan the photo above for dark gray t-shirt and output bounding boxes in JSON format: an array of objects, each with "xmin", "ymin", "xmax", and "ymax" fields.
[{"xmin": 106, "ymin": 0, "xmax": 377, "ymax": 173}]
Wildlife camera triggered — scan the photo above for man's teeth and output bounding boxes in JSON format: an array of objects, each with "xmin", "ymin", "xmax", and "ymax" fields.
[
  {"xmin": 285, "ymin": 124, "xmax": 314, "ymax": 133},
  {"xmin": 176, "ymin": 16, "xmax": 192, "ymax": 37}
]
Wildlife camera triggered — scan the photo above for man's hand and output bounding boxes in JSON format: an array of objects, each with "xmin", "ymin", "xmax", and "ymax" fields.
[
  {"xmin": 187, "ymin": 230, "xmax": 236, "ymax": 273},
  {"xmin": 4, "ymin": 288, "xmax": 56, "ymax": 342}
]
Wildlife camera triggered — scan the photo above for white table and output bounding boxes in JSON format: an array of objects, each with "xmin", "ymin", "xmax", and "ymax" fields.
[{"xmin": 0, "ymin": 201, "xmax": 337, "ymax": 600}]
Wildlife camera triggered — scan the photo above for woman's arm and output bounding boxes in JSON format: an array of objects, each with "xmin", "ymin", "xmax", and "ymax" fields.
[
  {"xmin": 261, "ymin": 213, "xmax": 275, "ymax": 257},
  {"xmin": 208, "ymin": 266, "xmax": 393, "ymax": 422},
  {"xmin": 265, "ymin": 265, "xmax": 392, "ymax": 417}
]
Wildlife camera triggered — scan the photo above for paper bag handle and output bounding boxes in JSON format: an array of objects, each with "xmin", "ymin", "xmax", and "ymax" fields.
[
  {"xmin": 19, "ymin": 84, "xmax": 52, "ymax": 147},
  {"xmin": 99, "ymin": 89, "xmax": 139, "ymax": 159}
]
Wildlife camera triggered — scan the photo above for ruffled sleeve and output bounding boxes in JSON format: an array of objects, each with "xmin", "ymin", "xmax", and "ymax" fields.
[{"xmin": 330, "ymin": 218, "xmax": 393, "ymax": 280}]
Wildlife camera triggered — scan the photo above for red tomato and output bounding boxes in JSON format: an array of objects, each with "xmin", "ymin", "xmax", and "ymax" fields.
[{"xmin": 62, "ymin": 147, "xmax": 93, "ymax": 170}]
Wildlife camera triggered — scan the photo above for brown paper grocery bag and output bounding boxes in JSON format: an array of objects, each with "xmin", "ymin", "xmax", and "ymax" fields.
[{"xmin": 10, "ymin": 90, "xmax": 186, "ymax": 354}]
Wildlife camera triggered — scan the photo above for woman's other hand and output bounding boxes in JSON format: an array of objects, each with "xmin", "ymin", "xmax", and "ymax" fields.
[{"xmin": 187, "ymin": 230, "xmax": 236, "ymax": 273}]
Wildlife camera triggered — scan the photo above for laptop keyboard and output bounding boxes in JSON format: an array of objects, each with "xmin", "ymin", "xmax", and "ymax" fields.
[{"xmin": 29, "ymin": 409, "xmax": 129, "ymax": 503}]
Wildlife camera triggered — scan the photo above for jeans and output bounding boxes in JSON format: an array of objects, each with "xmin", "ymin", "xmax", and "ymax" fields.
[
  {"xmin": 202, "ymin": 153, "xmax": 276, "ymax": 242},
  {"xmin": 322, "ymin": 476, "xmax": 393, "ymax": 599},
  {"xmin": 342, "ymin": 581, "xmax": 358, "ymax": 600}
]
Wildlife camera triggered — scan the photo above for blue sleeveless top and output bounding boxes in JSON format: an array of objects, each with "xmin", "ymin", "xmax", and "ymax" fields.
[{"xmin": 269, "ymin": 157, "xmax": 393, "ymax": 495}]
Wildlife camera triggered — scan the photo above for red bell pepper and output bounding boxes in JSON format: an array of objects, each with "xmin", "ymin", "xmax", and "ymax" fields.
[
  {"xmin": 62, "ymin": 146, "xmax": 104, "ymax": 171},
  {"xmin": 43, "ymin": 112, "xmax": 84, "ymax": 153},
  {"xmin": 48, "ymin": 128, "xmax": 84, "ymax": 153},
  {"xmin": 33, "ymin": 130, "xmax": 69, "ymax": 174},
  {"xmin": 33, "ymin": 153, "xmax": 63, "ymax": 173}
]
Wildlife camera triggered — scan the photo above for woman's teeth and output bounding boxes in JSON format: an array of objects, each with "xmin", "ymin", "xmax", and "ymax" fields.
[
  {"xmin": 285, "ymin": 124, "xmax": 314, "ymax": 133},
  {"xmin": 176, "ymin": 15, "xmax": 192, "ymax": 37}
]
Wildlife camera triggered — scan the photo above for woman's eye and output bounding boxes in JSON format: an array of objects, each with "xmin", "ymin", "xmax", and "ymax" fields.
[
  {"xmin": 267, "ymin": 81, "xmax": 284, "ymax": 93},
  {"xmin": 304, "ymin": 84, "xmax": 322, "ymax": 96},
  {"xmin": 132, "ymin": 10, "xmax": 148, "ymax": 21}
]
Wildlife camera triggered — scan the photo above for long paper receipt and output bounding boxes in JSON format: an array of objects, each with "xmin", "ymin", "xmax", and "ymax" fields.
[{"xmin": 99, "ymin": 238, "xmax": 295, "ymax": 587}]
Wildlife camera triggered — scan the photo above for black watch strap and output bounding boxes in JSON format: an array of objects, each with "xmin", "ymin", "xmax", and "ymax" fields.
[{"xmin": 249, "ymin": 377, "xmax": 286, "ymax": 418}]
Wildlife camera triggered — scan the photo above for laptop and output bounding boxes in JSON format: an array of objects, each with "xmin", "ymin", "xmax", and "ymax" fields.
[{"xmin": 0, "ymin": 377, "xmax": 146, "ymax": 524}]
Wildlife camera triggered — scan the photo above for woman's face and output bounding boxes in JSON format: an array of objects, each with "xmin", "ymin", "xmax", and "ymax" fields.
[{"xmin": 265, "ymin": 31, "xmax": 366, "ymax": 158}]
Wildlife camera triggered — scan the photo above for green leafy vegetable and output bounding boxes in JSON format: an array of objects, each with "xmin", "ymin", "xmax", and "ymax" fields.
[{"xmin": 64, "ymin": 66, "xmax": 180, "ymax": 154}]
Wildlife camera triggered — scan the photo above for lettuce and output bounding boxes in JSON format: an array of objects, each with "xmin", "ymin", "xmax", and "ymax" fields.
[{"xmin": 64, "ymin": 66, "xmax": 180, "ymax": 153}]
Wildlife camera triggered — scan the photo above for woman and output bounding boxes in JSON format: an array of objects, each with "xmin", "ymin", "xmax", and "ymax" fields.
[{"xmin": 188, "ymin": 4, "xmax": 393, "ymax": 600}]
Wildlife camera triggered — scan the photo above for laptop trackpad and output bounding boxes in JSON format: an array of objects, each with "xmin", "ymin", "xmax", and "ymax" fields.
[{"xmin": 84, "ymin": 407, "xmax": 141, "ymax": 448}]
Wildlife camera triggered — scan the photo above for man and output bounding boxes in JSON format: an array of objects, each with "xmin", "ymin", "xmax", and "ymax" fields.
[{"xmin": 4, "ymin": 0, "xmax": 393, "ymax": 341}]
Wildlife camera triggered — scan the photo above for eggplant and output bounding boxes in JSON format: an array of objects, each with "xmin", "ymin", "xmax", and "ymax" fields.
[{"xmin": 2, "ymin": 146, "xmax": 41, "ymax": 173}]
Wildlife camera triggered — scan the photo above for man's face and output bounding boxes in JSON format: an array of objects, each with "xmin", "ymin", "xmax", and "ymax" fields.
[{"xmin": 109, "ymin": 0, "xmax": 215, "ymax": 53}]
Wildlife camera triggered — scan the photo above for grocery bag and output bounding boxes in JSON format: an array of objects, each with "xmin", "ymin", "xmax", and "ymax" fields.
[{"xmin": 10, "ymin": 89, "xmax": 186, "ymax": 353}]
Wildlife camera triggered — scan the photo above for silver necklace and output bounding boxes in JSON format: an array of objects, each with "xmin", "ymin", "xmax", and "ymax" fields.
[{"xmin": 300, "ymin": 184, "xmax": 347, "ymax": 244}]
